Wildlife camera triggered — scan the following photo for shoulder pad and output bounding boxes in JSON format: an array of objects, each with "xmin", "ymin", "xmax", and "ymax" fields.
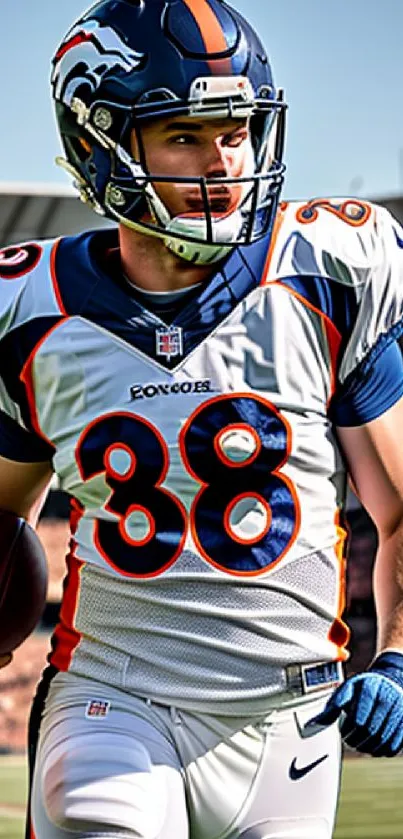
[
  {"xmin": 267, "ymin": 197, "xmax": 383, "ymax": 285},
  {"xmin": 0, "ymin": 238, "xmax": 64, "ymax": 338}
]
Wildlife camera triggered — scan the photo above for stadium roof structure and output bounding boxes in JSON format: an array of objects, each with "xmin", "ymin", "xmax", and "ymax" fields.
[
  {"xmin": 0, "ymin": 182, "xmax": 114, "ymax": 245},
  {"xmin": 0, "ymin": 183, "xmax": 402, "ymax": 246}
]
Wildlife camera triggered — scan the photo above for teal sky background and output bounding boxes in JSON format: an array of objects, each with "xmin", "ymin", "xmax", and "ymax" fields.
[{"xmin": 1, "ymin": 0, "xmax": 402, "ymax": 201}]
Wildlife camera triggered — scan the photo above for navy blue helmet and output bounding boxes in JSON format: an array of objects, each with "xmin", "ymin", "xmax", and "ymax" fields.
[{"xmin": 52, "ymin": 0, "xmax": 287, "ymax": 263}]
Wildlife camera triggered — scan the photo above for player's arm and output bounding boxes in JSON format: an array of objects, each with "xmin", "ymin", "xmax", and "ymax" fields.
[
  {"xmin": 0, "ymin": 454, "xmax": 53, "ymax": 525},
  {"xmin": 310, "ymin": 396, "xmax": 403, "ymax": 754},
  {"xmin": 337, "ymin": 397, "xmax": 403, "ymax": 652},
  {"xmin": 0, "ymin": 454, "xmax": 53, "ymax": 669}
]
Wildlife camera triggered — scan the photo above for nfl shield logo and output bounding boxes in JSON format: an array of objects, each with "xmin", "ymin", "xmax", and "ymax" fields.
[
  {"xmin": 85, "ymin": 699, "xmax": 111, "ymax": 718},
  {"xmin": 156, "ymin": 326, "xmax": 183, "ymax": 361}
]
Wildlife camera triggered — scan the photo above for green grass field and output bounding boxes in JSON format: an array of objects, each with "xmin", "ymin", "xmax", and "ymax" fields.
[{"xmin": 1, "ymin": 754, "xmax": 402, "ymax": 838}]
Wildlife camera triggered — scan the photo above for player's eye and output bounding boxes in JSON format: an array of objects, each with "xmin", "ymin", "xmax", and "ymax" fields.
[
  {"xmin": 169, "ymin": 133, "xmax": 198, "ymax": 145},
  {"xmin": 224, "ymin": 129, "xmax": 248, "ymax": 148}
]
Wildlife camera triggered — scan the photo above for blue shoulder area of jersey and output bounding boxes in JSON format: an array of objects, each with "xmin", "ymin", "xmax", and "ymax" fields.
[
  {"xmin": 332, "ymin": 335, "xmax": 403, "ymax": 426},
  {"xmin": 0, "ymin": 408, "xmax": 54, "ymax": 462},
  {"xmin": 276, "ymin": 275, "xmax": 403, "ymax": 426},
  {"xmin": 52, "ymin": 228, "xmax": 272, "ymax": 369},
  {"xmin": 275, "ymin": 274, "xmax": 359, "ymax": 337},
  {"xmin": 0, "ymin": 314, "xmax": 61, "ymax": 458}
]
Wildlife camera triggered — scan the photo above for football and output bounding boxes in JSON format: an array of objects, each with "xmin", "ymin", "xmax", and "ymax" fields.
[{"xmin": 0, "ymin": 510, "xmax": 48, "ymax": 655}]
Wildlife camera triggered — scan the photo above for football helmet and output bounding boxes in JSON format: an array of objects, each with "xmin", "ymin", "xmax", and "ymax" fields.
[{"xmin": 51, "ymin": 0, "xmax": 287, "ymax": 264}]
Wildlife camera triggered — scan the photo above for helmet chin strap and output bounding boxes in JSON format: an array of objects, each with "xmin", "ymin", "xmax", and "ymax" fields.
[
  {"xmin": 164, "ymin": 236, "xmax": 233, "ymax": 265},
  {"xmin": 115, "ymin": 193, "xmax": 237, "ymax": 265},
  {"xmin": 141, "ymin": 173, "xmax": 242, "ymax": 265},
  {"xmin": 162, "ymin": 213, "xmax": 241, "ymax": 265}
]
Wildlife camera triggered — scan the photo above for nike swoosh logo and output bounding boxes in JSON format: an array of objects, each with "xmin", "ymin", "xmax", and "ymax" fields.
[{"xmin": 289, "ymin": 754, "xmax": 328, "ymax": 781}]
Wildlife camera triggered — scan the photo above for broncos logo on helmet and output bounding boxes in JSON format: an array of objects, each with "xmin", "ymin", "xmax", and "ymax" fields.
[{"xmin": 52, "ymin": 19, "xmax": 144, "ymax": 106}]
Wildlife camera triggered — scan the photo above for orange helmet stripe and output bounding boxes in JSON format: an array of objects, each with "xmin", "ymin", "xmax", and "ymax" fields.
[{"xmin": 181, "ymin": 0, "xmax": 229, "ymax": 56}]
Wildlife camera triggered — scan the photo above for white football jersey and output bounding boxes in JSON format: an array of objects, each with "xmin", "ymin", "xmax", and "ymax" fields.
[{"xmin": 1, "ymin": 197, "xmax": 403, "ymax": 714}]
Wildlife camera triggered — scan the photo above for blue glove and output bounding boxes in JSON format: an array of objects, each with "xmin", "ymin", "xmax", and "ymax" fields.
[{"xmin": 308, "ymin": 651, "xmax": 403, "ymax": 756}]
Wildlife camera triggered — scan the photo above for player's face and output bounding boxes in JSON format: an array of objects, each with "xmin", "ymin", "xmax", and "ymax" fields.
[{"xmin": 131, "ymin": 116, "xmax": 252, "ymax": 218}]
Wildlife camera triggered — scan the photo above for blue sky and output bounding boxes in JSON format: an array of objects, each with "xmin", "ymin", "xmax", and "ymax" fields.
[{"xmin": 2, "ymin": 0, "xmax": 402, "ymax": 201}]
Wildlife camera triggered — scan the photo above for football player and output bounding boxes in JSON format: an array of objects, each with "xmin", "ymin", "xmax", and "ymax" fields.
[{"xmin": 1, "ymin": 1, "xmax": 403, "ymax": 838}]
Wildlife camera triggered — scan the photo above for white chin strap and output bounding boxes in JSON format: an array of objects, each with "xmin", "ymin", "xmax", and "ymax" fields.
[
  {"xmin": 143, "ymin": 177, "xmax": 247, "ymax": 264},
  {"xmin": 163, "ymin": 210, "xmax": 244, "ymax": 264}
]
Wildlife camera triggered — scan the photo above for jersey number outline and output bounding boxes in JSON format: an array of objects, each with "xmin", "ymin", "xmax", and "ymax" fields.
[
  {"xmin": 76, "ymin": 394, "xmax": 300, "ymax": 578},
  {"xmin": 296, "ymin": 198, "xmax": 371, "ymax": 227},
  {"xmin": 0, "ymin": 244, "xmax": 42, "ymax": 278}
]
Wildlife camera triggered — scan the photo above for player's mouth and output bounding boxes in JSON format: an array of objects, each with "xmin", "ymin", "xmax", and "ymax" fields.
[{"xmin": 185, "ymin": 189, "xmax": 234, "ymax": 214}]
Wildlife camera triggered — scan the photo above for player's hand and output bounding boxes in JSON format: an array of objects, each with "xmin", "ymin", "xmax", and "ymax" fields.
[
  {"xmin": 0, "ymin": 653, "xmax": 12, "ymax": 669},
  {"xmin": 308, "ymin": 651, "xmax": 403, "ymax": 756}
]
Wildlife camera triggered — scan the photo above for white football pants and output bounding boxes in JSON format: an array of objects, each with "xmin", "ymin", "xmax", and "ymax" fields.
[{"xmin": 30, "ymin": 672, "xmax": 342, "ymax": 839}]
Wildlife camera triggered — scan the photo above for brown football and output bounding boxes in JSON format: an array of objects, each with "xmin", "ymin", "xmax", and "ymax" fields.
[{"xmin": 0, "ymin": 510, "xmax": 48, "ymax": 655}]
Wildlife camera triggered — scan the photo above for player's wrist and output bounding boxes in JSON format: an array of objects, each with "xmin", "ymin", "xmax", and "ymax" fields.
[{"xmin": 368, "ymin": 650, "xmax": 403, "ymax": 690}]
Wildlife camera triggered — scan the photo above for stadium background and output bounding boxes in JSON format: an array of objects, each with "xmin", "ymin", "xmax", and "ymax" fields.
[{"xmin": 0, "ymin": 186, "xmax": 403, "ymax": 836}]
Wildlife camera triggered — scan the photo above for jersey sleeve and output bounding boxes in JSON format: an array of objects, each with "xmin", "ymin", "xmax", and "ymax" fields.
[
  {"xmin": 0, "ymin": 408, "xmax": 55, "ymax": 462},
  {"xmin": 333, "ymin": 205, "xmax": 403, "ymax": 426},
  {"xmin": 0, "ymin": 241, "xmax": 61, "ymax": 462}
]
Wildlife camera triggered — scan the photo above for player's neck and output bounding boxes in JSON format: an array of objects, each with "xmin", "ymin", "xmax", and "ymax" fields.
[{"xmin": 119, "ymin": 224, "xmax": 216, "ymax": 292}]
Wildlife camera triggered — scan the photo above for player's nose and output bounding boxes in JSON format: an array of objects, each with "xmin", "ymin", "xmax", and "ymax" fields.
[{"xmin": 203, "ymin": 139, "xmax": 232, "ymax": 178}]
